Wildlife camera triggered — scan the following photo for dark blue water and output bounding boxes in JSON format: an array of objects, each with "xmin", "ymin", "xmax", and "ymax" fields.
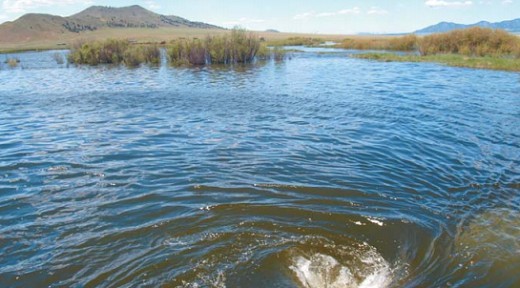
[{"xmin": 0, "ymin": 49, "xmax": 519, "ymax": 287}]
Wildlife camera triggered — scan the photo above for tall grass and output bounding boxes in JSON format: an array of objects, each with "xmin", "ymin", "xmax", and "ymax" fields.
[
  {"xmin": 167, "ymin": 28, "xmax": 262, "ymax": 65},
  {"xmin": 341, "ymin": 28, "xmax": 520, "ymax": 58},
  {"xmin": 418, "ymin": 27, "xmax": 520, "ymax": 57},
  {"xmin": 68, "ymin": 39, "xmax": 160, "ymax": 66},
  {"xmin": 341, "ymin": 35, "xmax": 418, "ymax": 51},
  {"xmin": 66, "ymin": 29, "xmax": 285, "ymax": 67},
  {"xmin": 267, "ymin": 37, "xmax": 324, "ymax": 47}
]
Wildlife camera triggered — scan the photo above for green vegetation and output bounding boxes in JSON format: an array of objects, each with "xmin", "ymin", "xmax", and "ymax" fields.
[
  {"xmin": 350, "ymin": 28, "xmax": 520, "ymax": 71},
  {"xmin": 68, "ymin": 39, "xmax": 160, "ymax": 66},
  {"xmin": 66, "ymin": 28, "xmax": 287, "ymax": 67},
  {"xmin": 168, "ymin": 29, "xmax": 261, "ymax": 65},
  {"xmin": 353, "ymin": 53, "xmax": 520, "ymax": 72}
]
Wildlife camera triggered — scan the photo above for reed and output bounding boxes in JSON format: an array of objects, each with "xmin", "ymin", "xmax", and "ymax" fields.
[
  {"xmin": 418, "ymin": 27, "xmax": 520, "ymax": 57},
  {"xmin": 68, "ymin": 39, "xmax": 160, "ymax": 67},
  {"xmin": 341, "ymin": 28, "xmax": 520, "ymax": 58},
  {"xmin": 167, "ymin": 28, "xmax": 262, "ymax": 65},
  {"xmin": 340, "ymin": 35, "xmax": 418, "ymax": 51},
  {"xmin": 267, "ymin": 37, "xmax": 324, "ymax": 47}
]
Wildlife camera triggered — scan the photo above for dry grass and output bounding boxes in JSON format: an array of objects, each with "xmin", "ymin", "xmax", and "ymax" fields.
[
  {"xmin": 341, "ymin": 35, "xmax": 418, "ymax": 51},
  {"xmin": 418, "ymin": 27, "xmax": 520, "ymax": 57},
  {"xmin": 340, "ymin": 28, "xmax": 520, "ymax": 58},
  {"xmin": 0, "ymin": 27, "xmax": 352, "ymax": 53}
]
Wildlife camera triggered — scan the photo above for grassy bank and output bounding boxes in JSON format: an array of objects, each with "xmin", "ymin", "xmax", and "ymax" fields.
[
  {"xmin": 339, "ymin": 28, "xmax": 520, "ymax": 56},
  {"xmin": 266, "ymin": 37, "xmax": 324, "ymax": 47},
  {"xmin": 353, "ymin": 53, "xmax": 520, "ymax": 71},
  {"xmin": 349, "ymin": 28, "xmax": 520, "ymax": 71}
]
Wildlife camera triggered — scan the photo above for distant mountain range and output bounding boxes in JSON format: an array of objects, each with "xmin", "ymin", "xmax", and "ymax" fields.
[
  {"xmin": 0, "ymin": 5, "xmax": 221, "ymax": 44},
  {"xmin": 415, "ymin": 18, "xmax": 520, "ymax": 34}
]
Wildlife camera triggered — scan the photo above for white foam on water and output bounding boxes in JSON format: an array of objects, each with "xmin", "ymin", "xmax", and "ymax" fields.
[
  {"xmin": 291, "ymin": 254, "xmax": 355, "ymax": 288},
  {"xmin": 290, "ymin": 249, "xmax": 393, "ymax": 288},
  {"xmin": 366, "ymin": 217, "xmax": 385, "ymax": 227}
]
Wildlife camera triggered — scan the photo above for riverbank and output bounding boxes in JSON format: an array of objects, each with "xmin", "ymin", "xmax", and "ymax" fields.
[{"xmin": 353, "ymin": 53, "xmax": 520, "ymax": 72}]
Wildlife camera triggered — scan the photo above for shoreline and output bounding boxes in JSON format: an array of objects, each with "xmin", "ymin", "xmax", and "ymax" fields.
[{"xmin": 352, "ymin": 52, "xmax": 520, "ymax": 72}]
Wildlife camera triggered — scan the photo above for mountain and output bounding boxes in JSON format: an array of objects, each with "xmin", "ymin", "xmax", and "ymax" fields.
[
  {"xmin": 0, "ymin": 5, "xmax": 222, "ymax": 44},
  {"xmin": 69, "ymin": 5, "xmax": 219, "ymax": 30},
  {"xmin": 415, "ymin": 18, "xmax": 520, "ymax": 34}
]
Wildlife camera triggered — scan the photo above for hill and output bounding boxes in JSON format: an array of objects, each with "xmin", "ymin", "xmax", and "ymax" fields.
[
  {"xmin": 0, "ymin": 5, "xmax": 222, "ymax": 49},
  {"xmin": 416, "ymin": 18, "xmax": 520, "ymax": 34}
]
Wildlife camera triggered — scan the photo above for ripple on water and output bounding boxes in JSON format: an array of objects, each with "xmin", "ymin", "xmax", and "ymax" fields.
[{"xmin": 0, "ymin": 49, "xmax": 519, "ymax": 287}]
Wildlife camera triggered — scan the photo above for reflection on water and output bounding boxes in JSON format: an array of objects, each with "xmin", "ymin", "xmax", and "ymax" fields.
[{"xmin": 0, "ymin": 49, "xmax": 519, "ymax": 287}]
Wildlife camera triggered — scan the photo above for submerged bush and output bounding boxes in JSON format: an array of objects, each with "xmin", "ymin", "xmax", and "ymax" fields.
[
  {"xmin": 68, "ymin": 39, "xmax": 160, "ymax": 66},
  {"xmin": 5, "ymin": 58, "xmax": 20, "ymax": 68},
  {"xmin": 53, "ymin": 52, "xmax": 65, "ymax": 64}
]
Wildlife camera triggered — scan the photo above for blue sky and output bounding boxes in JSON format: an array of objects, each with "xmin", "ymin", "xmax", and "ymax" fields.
[{"xmin": 0, "ymin": 0, "xmax": 518, "ymax": 33}]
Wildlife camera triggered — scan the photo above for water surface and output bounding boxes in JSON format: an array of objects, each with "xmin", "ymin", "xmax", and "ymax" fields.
[{"xmin": 0, "ymin": 50, "xmax": 519, "ymax": 287}]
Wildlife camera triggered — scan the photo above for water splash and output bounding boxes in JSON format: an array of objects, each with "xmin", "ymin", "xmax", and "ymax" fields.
[{"xmin": 290, "ymin": 246, "xmax": 393, "ymax": 288}]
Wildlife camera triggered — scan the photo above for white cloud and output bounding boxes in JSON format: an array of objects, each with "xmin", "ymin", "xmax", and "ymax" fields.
[
  {"xmin": 293, "ymin": 12, "xmax": 314, "ymax": 20},
  {"xmin": 425, "ymin": 0, "xmax": 473, "ymax": 7},
  {"xmin": 502, "ymin": 0, "xmax": 513, "ymax": 4},
  {"xmin": 295, "ymin": 7, "xmax": 361, "ymax": 20},
  {"xmin": 144, "ymin": 0, "xmax": 160, "ymax": 10},
  {"xmin": 337, "ymin": 7, "xmax": 361, "ymax": 15},
  {"xmin": 1, "ymin": 0, "xmax": 91, "ymax": 14},
  {"xmin": 367, "ymin": 7, "xmax": 389, "ymax": 15}
]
